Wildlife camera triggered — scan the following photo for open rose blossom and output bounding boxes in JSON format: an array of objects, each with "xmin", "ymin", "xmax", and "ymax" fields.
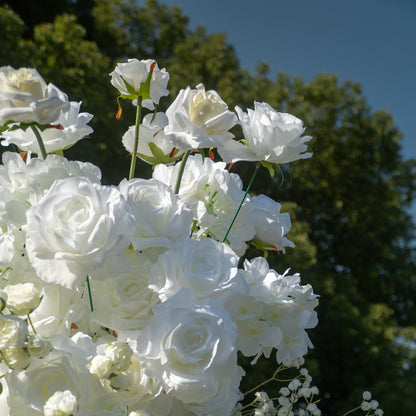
[
  {"xmin": 0, "ymin": 66, "xmax": 69, "ymax": 125},
  {"xmin": 218, "ymin": 101, "xmax": 312, "ymax": 164},
  {"xmin": 165, "ymin": 83, "xmax": 237, "ymax": 150},
  {"xmin": 25, "ymin": 176, "xmax": 135, "ymax": 289}
]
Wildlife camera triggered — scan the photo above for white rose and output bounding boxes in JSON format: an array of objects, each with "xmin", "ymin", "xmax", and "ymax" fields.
[
  {"xmin": 25, "ymin": 176, "xmax": 135, "ymax": 288},
  {"xmin": 90, "ymin": 253, "xmax": 159, "ymax": 331},
  {"xmin": 139, "ymin": 290, "xmax": 238, "ymax": 405},
  {"xmin": 149, "ymin": 237, "xmax": 240, "ymax": 302},
  {"xmin": 6, "ymin": 333, "xmax": 120, "ymax": 415},
  {"xmin": 249, "ymin": 194, "xmax": 295, "ymax": 253},
  {"xmin": 218, "ymin": 101, "xmax": 312, "ymax": 164},
  {"xmin": 0, "ymin": 314, "xmax": 28, "ymax": 349},
  {"xmin": 1, "ymin": 101, "xmax": 93, "ymax": 154},
  {"xmin": 0, "ymin": 66, "xmax": 69, "ymax": 125},
  {"xmin": 122, "ymin": 112, "xmax": 183, "ymax": 165},
  {"xmin": 89, "ymin": 354, "xmax": 114, "ymax": 379},
  {"xmin": 165, "ymin": 84, "xmax": 237, "ymax": 150},
  {"xmin": 110, "ymin": 58, "xmax": 169, "ymax": 110},
  {"xmin": 105, "ymin": 342, "xmax": 133, "ymax": 372},
  {"xmin": 4, "ymin": 282, "xmax": 40, "ymax": 315},
  {"xmin": 119, "ymin": 178, "xmax": 193, "ymax": 251},
  {"xmin": 43, "ymin": 390, "xmax": 78, "ymax": 416}
]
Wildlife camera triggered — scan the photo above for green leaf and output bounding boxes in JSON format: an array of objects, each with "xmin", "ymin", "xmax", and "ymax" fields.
[
  {"xmin": 260, "ymin": 161, "xmax": 275, "ymax": 178},
  {"xmin": 148, "ymin": 142, "xmax": 166, "ymax": 159}
]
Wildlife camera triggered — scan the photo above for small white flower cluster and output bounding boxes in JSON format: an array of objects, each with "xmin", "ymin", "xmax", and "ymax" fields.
[
  {"xmin": 240, "ymin": 367, "xmax": 321, "ymax": 416},
  {"xmin": 361, "ymin": 391, "xmax": 384, "ymax": 415}
]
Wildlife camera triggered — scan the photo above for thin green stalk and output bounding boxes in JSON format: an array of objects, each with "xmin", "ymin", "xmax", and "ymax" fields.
[
  {"xmin": 222, "ymin": 162, "xmax": 261, "ymax": 243},
  {"xmin": 174, "ymin": 150, "xmax": 191, "ymax": 194},
  {"xmin": 30, "ymin": 124, "xmax": 47, "ymax": 159},
  {"xmin": 128, "ymin": 97, "xmax": 143, "ymax": 180},
  {"xmin": 341, "ymin": 405, "xmax": 363, "ymax": 416},
  {"xmin": 86, "ymin": 275, "xmax": 94, "ymax": 312}
]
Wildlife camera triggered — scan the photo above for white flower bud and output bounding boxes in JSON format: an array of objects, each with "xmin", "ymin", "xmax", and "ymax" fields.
[
  {"xmin": 89, "ymin": 354, "xmax": 114, "ymax": 379},
  {"xmin": 105, "ymin": 342, "xmax": 133, "ymax": 372},
  {"xmin": 4, "ymin": 283, "xmax": 40, "ymax": 315},
  {"xmin": 362, "ymin": 391, "xmax": 372, "ymax": 401},
  {"xmin": 43, "ymin": 390, "xmax": 78, "ymax": 416},
  {"xmin": 0, "ymin": 314, "xmax": 28, "ymax": 349},
  {"xmin": 27, "ymin": 334, "xmax": 52, "ymax": 359},
  {"xmin": 2, "ymin": 345, "xmax": 31, "ymax": 370}
]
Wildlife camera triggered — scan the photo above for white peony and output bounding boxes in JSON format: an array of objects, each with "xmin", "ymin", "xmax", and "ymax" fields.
[
  {"xmin": 218, "ymin": 101, "xmax": 312, "ymax": 164},
  {"xmin": 0, "ymin": 66, "xmax": 69, "ymax": 125},
  {"xmin": 164, "ymin": 84, "xmax": 237, "ymax": 150},
  {"xmin": 25, "ymin": 176, "xmax": 135, "ymax": 288}
]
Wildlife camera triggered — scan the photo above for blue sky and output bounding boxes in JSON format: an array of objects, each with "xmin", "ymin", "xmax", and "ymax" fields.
[{"xmin": 161, "ymin": 0, "xmax": 415, "ymax": 162}]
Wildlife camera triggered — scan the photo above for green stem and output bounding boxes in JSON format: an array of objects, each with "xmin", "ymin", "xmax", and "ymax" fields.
[
  {"xmin": 174, "ymin": 150, "xmax": 191, "ymax": 194},
  {"xmin": 86, "ymin": 275, "xmax": 94, "ymax": 312},
  {"xmin": 27, "ymin": 314, "xmax": 37, "ymax": 334},
  {"xmin": 242, "ymin": 365, "xmax": 283, "ymax": 397},
  {"xmin": 30, "ymin": 124, "xmax": 47, "ymax": 159},
  {"xmin": 222, "ymin": 162, "xmax": 261, "ymax": 243},
  {"xmin": 128, "ymin": 97, "xmax": 143, "ymax": 180},
  {"xmin": 341, "ymin": 405, "xmax": 362, "ymax": 416}
]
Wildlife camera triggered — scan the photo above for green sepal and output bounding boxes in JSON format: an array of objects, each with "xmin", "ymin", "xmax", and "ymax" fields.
[
  {"xmin": 135, "ymin": 143, "xmax": 183, "ymax": 166},
  {"xmin": 260, "ymin": 161, "xmax": 276, "ymax": 178}
]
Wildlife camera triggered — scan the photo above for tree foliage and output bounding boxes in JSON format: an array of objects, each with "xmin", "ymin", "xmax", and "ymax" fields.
[{"xmin": 1, "ymin": 1, "xmax": 416, "ymax": 414}]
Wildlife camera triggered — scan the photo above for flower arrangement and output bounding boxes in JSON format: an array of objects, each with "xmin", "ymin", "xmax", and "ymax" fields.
[{"xmin": 0, "ymin": 59, "xmax": 383, "ymax": 416}]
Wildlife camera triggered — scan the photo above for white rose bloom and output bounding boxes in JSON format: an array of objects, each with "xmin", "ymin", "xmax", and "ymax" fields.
[
  {"xmin": 30, "ymin": 283, "xmax": 90, "ymax": 337},
  {"xmin": 119, "ymin": 178, "xmax": 193, "ymax": 251},
  {"xmin": 105, "ymin": 342, "xmax": 133, "ymax": 372},
  {"xmin": 89, "ymin": 354, "xmax": 114, "ymax": 379},
  {"xmin": 0, "ymin": 66, "xmax": 69, "ymax": 125},
  {"xmin": 2, "ymin": 101, "xmax": 93, "ymax": 154},
  {"xmin": 0, "ymin": 314, "xmax": 28, "ymax": 349},
  {"xmin": 6, "ymin": 333, "xmax": 120, "ymax": 416},
  {"xmin": 25, "ymin": 176, "xmax": 135, "ymax": 288},
  {"xmin": 218, "ymin": 101, "xmax": 312, "ymax": 164},
  {"xmin": 138, "ymin": 290, "xmax": 239, "ymax": 407},
  {"xmin": 90, "ymin": 252, "xmax": 159, "ymax": 331},
  {"xmin": 149, "ymin": 237, "xmax": 240, "ymax": 302},
  {"xmin": 3, "ymin": 282, "xmax": 40, "ymax": 315},
  {"xmin": 122, "ymin": 112, "xmax": 183, "ymax": 165},
  {"xmin": 153, "ymin": 155, "xmax": 255, "ymax": 255},
  {"xmin": 43, "ymin": 390, "xmax": 78, "ymax": 416},
  {"xmin": 110, "ymin": 58, "xmax": 169, "ymax": 110},
  {"xmin": 165, "ymin": 84, "xmax": 237, "ymax": 150},
  {"xmin": 249, "ymin": 194, "xmax": 295, "ymax": 253}
]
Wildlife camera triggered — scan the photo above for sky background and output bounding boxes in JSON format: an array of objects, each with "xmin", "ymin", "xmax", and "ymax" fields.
[
  {"xmin": 160, "ymin": 0, "xmax": 416, "ymax": 214},
  {"xmin": 161, "ymin": 0, "xmax": 415, "ymax": 159}
]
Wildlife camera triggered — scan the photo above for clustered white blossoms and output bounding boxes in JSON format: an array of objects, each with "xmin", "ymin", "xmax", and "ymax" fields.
[{"xmin": 0, "ymin": 59, "xmax": 378, "ymax": 416}]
